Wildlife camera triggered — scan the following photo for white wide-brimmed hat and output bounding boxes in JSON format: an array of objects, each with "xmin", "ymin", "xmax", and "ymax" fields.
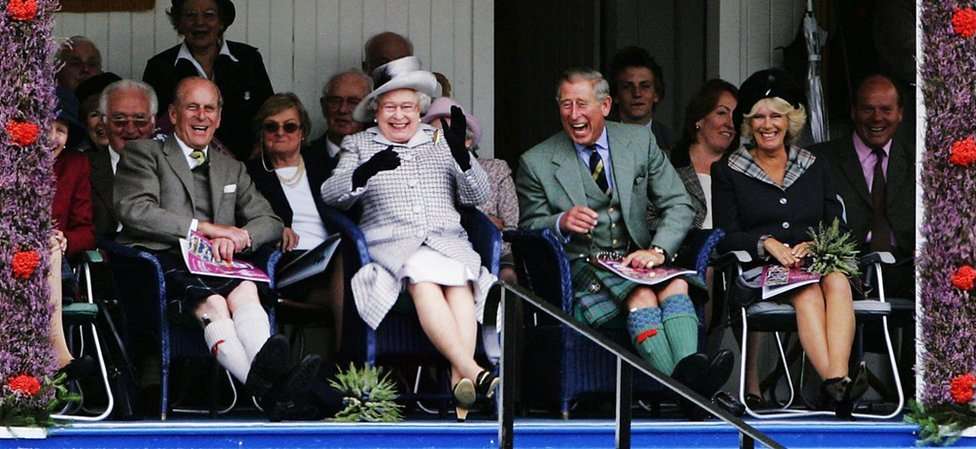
[{"xmin": 352, "ymin": 56, "xmax": 439, "ymax": 123}]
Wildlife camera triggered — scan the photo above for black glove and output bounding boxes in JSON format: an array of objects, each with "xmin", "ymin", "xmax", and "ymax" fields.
[
  {"xmin": 352, "ymin": 145, "xmax": 400, "ymax": 188},
  {"xmin": 440, "ymin": 105, "xmax": 471, "ymax": 171}
]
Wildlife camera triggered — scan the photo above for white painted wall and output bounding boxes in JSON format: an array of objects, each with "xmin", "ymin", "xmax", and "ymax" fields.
[
  {"xmin": 54, "ymin": 0, "xmax": 496, "ymax": 156},
  {"xmin": 708, "ymin": 0, "xmax": 806, "ymax": 85}
]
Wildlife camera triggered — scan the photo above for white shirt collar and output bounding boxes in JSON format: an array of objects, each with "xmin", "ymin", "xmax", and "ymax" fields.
[
  {"xmin": 175, "ymin": 40, "xmax": 239, "ymax": 79},
  {"xmin": 326, "ymin": 138, "xmax": 341, "ymax": 158},
  {"xmin": 108, "ymin": 146, "xmax": 121, "ymax": 174},
  {"xmin": 173, "ymin": 133, "xmax": 209, "ymax": 169}
]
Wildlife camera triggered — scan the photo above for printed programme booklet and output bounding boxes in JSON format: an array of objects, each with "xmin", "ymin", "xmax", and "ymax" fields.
[
  {"xmin": 179, "ymin": 231, "xmax": 270, "ymax": 283},
  {"xmin": 759, "ymin": 264, "xmax": 820, "ymax": 299},
  {"xmin": 593, "ymin": 257, "xmax": 696, "ymax": 286}
]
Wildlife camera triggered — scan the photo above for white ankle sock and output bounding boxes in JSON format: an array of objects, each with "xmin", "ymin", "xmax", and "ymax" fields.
[
  {"xmin": 203, "ymin": 318, "xmax": 250, "ymax": 383},
  {"xmin": 232, "ymin": 302, "xmax": 271, "ymax": 362}
]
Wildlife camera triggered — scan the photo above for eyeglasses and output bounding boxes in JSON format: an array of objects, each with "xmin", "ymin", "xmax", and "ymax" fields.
[
  {"xmin": 64, "ymin": 58, "xmax": 101, "ymax": 71},
  {"xmin": 262, "ymin": 122, "xmax": 301, "ymax": 134},
  {"xmin": 108, "ymin": 115, "xmax": 152, "ymax": 129},
  {"xmin": 379, "ymin": 102, "xmax": 418, "ymax": 114},
  {"xmin": 324, "ymin": 96, "xmax": 362, "ymax": 109}
]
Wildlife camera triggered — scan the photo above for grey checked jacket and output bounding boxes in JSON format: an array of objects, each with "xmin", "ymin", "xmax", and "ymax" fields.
[{"xmin": 320, "ymin": 125, "xmax": 496, "ymax": 329}]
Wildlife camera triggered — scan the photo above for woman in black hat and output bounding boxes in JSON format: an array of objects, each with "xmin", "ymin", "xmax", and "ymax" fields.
[
  {"xmin": 143, "ymin": 0, "xmax": 273, "ymax": 161},
  {"xmin": 711, "ymin": 69, "xmax": 864, "ymax": 418}
]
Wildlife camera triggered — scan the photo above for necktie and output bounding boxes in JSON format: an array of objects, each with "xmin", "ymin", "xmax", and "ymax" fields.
[
  {"xmin": 588, "ymin": 146, "xmax": 611, "ymax": 196},
  {"xmin": 190, "ymin": 150, "xmax": 207, "ymax": 169},
  {"xmin": 869, "ymin": 147, "xmax": 892, "ymax": 251}
]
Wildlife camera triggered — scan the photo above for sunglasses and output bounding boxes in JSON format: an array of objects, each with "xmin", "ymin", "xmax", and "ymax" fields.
[{"xmin": 262, "ymin": 122, "xmax": 301, "ymax": 134}]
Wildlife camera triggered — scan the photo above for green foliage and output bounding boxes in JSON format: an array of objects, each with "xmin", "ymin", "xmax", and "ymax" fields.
[
  {"xmin": 806, "ymin": 218, "xmax": 860, "ymax": 278},
  {"xmin": 905, "ymin": 400, "xmax": 976, "ymax": 446},
  {"xmin": 0, "ymin": 373, "xmax": 79, "ymax": 427},
  {"xmin": 328, "ymin": 363, "xmax": 403, "ymax": 423}
]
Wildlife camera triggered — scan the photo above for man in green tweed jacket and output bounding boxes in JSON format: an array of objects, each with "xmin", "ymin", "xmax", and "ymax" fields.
[{"xmin": 516, "ymin": 67, "xmax": 732, "ymax": 399}]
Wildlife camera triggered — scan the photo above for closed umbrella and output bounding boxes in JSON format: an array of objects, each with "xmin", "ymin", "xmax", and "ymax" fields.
[{"xmin": 803, "ymin": 0, "xmax": 830, "ymax": 143}]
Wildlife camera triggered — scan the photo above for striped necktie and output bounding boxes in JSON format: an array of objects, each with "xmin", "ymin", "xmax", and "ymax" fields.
[{"xmin": 588, "ymin": 145, "xmax": 610, "ymax": 195}]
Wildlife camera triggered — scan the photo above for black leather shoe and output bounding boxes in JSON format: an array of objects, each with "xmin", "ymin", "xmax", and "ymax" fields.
[
  {"xmin": 57, "ymin": 355, "xmax": 97, "ymax": 381},
  {"xmin": 712, "ymin": 391, "xmax": 745, "ymax": 417},
  {"xmin": 262, "ymin": 354, "xmax": 322, "ymax": 422},
  {"xmin": 671, "ymin": 353, "xmax": 708, "ymax": 389},
  {"xmin": 702, "ymin": 350, "xmax": 734, "ymax": 398},
  {"xmin": 245, "ymin": 334, "xmax": 290, "ymax": 398}
]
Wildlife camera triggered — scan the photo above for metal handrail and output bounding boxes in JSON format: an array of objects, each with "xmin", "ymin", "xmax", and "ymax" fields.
[{"xmin": 496, "ymin": 283, "xmax": 784, "ymax": 449}]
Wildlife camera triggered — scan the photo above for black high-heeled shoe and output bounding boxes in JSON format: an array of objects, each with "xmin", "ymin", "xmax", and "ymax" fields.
[
  {"xmin": 57, "ymin": 355, "xmax": 97, "ymax": 381},
  {"xmin": 820, "ymin": 377, "xmax": 850, "ymax": 418},
  {"xmin": 452, "ymin": 378, "xmax": 476, "ymax": 422},
  {"xmin": 474, "ymin": 370, "xmax": 499, "ymax": 399}
]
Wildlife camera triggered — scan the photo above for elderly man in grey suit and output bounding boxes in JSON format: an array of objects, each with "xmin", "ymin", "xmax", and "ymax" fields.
[
  {"xmin": 114, "ymin": 77, "xmax": 315, "ymax": 418},
  {"xmin": 89, "ymin": 79, "xmax": 157, "ymax": 241},
  {"xmin": 516, "ymin": 68, "xmax": 733, "ymax": 400}
]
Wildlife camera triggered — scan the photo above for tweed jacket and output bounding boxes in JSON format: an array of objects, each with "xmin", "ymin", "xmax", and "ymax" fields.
[
  {"xmin": 88, "ymin": 146, "xmax": 119, "ymax": 239},
  {"xmin": 516, "ymin": 121, "xmax": 695, "ymax": 258},
  {"xmin": 320, "ymin": 125, "xmax": 495, "ymax": 329},
  {"xmin": 809, "ymin": 136, "xmax": 914, "ymax": 259},
  {"xmin": 647, "ymin": 165, "xmax": 708, "ymax": 230},
  {"xmin": 114, "ymin": 135, "xmax": 282, "ymax": 253}
]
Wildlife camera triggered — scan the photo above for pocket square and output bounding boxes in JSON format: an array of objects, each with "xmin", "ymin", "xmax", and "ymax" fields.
[{"xmin": 223, "ymin": 184, "xmax": 237, "ymax": 193}]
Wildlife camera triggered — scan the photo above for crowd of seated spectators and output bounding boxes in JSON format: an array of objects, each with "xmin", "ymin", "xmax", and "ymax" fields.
[{"xmin": 45, "ymin": 1, "xmax": 913, "ymax": 422}]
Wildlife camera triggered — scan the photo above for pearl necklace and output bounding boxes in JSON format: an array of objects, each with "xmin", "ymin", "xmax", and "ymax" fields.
[{"xmin": 275, "ymin": 158, "xmax": 305, "ymax": 187}]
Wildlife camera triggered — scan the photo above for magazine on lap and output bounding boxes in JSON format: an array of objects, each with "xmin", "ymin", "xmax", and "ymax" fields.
[
  {"xmin": 592, "ymin": 257, "xmax": 696, "ymax": 286},
  {"xmin": 759, "ymin": 264, "xmax": 820, "ymax": 300},
  {"xmin": 180, "ymin": 231, "xmax": 270, "ymax": 283}
]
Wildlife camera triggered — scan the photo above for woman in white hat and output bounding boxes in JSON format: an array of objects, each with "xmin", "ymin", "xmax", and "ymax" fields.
[{"xmin": 320, "ymin": 57, "xmax": 498, "ymax": 420}]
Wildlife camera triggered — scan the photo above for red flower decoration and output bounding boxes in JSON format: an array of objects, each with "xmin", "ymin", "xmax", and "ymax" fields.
[
  {"xmin": 950, "ymin": 136, "xmax": 976, "ymax": 167},
  {"xmin": 955, "ymin": 8, "xmax": 976, "ymax": 37},
  {"xmin": 7, "ymin": 374, "xmax": 41, "ymax": 397},
  {"xmin": 11, "ymin": 250, "xmax": 40, "ymax": 280},
  {"xmin": 6, "ymin": 0, "xmax": 37, "ymax": 21},
  {"xmin": 950, "ymin": 373, "xmax": 976, "ymax": 404},
  {"xmin": 5, "ymin": 120, "xmax": 40, "ymax": 146},
  {"xmin": 952, "ymin": 265, "xmax": 976, "ymax": 290}
]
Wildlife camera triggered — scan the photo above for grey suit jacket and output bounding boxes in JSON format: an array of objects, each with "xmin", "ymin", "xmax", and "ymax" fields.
[
  {"xmin": 88, "ymin": 147, "xmax": 118, "ymax": 239},
  {"xmin": 516, "ymin": 121, "xmax": 694, "ymax": 256},
  {"xmin": 114, "ymin": 135, "xmax": 282, "ymax": 252},
  {"xmin": 810, "ymin": 135, "xmax": 915, "ymax": 257}
]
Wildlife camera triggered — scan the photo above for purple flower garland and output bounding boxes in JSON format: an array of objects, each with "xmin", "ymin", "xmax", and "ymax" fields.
[
  {"xmin": 920, "ymin": 2, "xmax": 976, "ymax": 405},
  {"xmin": 0, "ymin": 0, "xmax": 58, "ymax": 418}
]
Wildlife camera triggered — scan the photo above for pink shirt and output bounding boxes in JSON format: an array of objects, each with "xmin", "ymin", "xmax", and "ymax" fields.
[{"xmin": 852, "ymin": 133, "xmax": 891, "ymax": 191}]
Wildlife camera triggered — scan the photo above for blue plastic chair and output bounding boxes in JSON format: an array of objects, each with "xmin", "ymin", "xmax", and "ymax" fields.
[
  {"xmin": 102, "ymin": 240, "xmax": 280, "ymax": 420},
  {"xmin": 505, "ymin": 228, "xmax": 721, "ymax": 418}
]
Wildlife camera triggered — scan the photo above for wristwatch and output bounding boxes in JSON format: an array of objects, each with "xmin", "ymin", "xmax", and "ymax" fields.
[{"xmin": 649, "ymin": 246, "xmax": 670, "ymax": 264}]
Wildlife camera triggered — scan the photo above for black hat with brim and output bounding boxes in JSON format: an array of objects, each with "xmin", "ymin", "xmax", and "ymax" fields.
[{"xmin": 735, "ymin": 68, "xmax": 805, "ymax": 121}]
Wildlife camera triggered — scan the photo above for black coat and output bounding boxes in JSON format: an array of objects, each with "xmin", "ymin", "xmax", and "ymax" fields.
[
  {"xmin": 143, "ymin": 41, "xmax": 274, "ymax": 161},
  {"xmin": 246, "ymin": 147, "xmax": 337, "ymax": 228},
  {"xmin": 712, "ymin": 149, "xmax": 846, "ymax": 261},
  {"xmin": 809, "ymin": 136, "xmax": 915, "ymax": 259}
]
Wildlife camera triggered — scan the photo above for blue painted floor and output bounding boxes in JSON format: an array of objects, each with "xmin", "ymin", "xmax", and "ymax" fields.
[{"xmin": 0, "ymin": 418, "xmax": 965, "ymax": 449}]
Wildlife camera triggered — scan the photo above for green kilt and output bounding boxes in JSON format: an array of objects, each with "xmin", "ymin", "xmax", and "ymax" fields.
[{"xmin": 572, "ymin": 259, "xmax": 707, "ymax": 328}]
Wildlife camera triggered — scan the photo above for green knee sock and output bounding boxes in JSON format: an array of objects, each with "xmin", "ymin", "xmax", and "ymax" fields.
[
  {"xmin": 626, "ymin": 307, "xmax": 675, "ymax": 374},
  {"xmin": 661, "ymin": 294, "xmax": 699, "ymax": 362}
]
